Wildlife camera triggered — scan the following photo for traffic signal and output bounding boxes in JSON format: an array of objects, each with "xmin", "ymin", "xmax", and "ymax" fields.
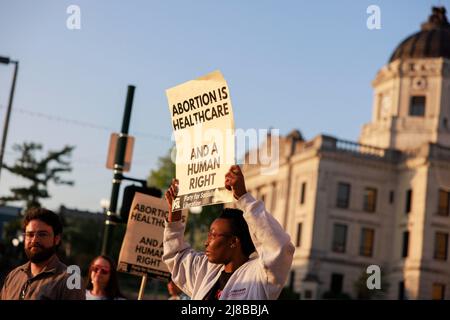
[{"xmin": 120, "ymin": 185, "xmax": 162, "ymax": 222}]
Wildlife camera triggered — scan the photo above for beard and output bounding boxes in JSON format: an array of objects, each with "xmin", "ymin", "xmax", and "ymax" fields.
[{"xmin": 25, "ymin": 244, "xmax": 57, "ymax": 263}]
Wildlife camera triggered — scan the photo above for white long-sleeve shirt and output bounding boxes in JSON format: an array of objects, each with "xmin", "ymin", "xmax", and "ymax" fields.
[{"xmin": 163, "ymin": 193, "xmax": 295, "ymax": 300}]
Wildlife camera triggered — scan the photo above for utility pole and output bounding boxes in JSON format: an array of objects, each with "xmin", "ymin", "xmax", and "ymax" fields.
[
  {"xmin": 0, "ymin": 57, "xmax": 19, "ymax": 184},
  {"xmin": 101, "ymin": 85, "xmax": 135, "ymax": 256}
]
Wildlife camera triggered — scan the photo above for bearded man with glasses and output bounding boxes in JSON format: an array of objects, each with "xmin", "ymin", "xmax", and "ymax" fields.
[{"xmin": 0, "ymin": 207, "xmax": 85, "ymax": 300}]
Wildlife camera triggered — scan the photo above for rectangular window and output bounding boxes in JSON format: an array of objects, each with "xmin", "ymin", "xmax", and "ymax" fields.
[
  {"xmin": 363, "ymin": 187, "xmax": 377, "ymax": 212},
  {"xmin": 271, "ymin": 184, "xmax": 277, "ymax": 212},
  {"xmin": 432, "ymin": 283, "xmax": 445, "ymax": 300},
  {"xmin": 300, "ymin": 182, "xmax": 306, "ymax": 205},
  {"xmin": 409, "ymin": 96, "xmax": 426, "ymax": 116},
  {"xmin": 289, "ymin": 270, "xmax": 295, "ymax": 290},
  {"xmin": 377, "ymin": 93, "xmax": 384, "ymax": 120},
  {"xmin": 389, "ymin": 191, "xmax": 395, "ymax": 204},
  {"xmin": 336, "ymin": 182, "xmax": 351, "ymax": 209},
  {"xmin": 330, "ymin": 273, "xmax": 344, "ymax": 295},
  {"xmin": 296, "ymin": 223, "xmax": 302, "ymax": 247},
  {"xmin": 438, "ymin": 189, "xmax": 450, "ymax": 216},
  {"xmin": 434, "ymin": 232, "xmax": 448, "ymax": 261},
  {"xmin": 402, "ymin": 231, "xmax": 409, "ymax": 258},
  {"xmin": 398, "ymin": 281, "xmax": 405, "ymax": 300},
  {"xmin": 359, "ymin": 228, "xmax": 375, "ymax": 257},
  {"xmin": 405, "ymin": 189, "xmax": 413, "ymax": 214},
  {"xmin": 332, "ymin": 224, "xmax": 347, "ymax": 253},
  {"xmin": 304, "ymin": 290, "xmax": 313, "ymax": 299}
]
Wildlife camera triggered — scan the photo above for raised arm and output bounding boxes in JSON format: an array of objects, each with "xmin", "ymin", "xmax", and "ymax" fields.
[
  {"xmin": 226, "ymin": 165, "xmax": 295, "ymax": 297},
  {"xmin": 162, "ymin": 178, "xmax": 207, "ymax": 297}
]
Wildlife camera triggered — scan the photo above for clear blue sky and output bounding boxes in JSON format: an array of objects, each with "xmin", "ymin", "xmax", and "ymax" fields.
[{"xmin": 0, "ymin": 0, "xmax": 447, "ymax": 211}]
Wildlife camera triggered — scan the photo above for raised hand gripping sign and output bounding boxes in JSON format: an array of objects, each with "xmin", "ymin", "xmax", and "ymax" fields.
[{"xmin": 166, "ymin": 70, "xmax": 235, "ymax": 210}]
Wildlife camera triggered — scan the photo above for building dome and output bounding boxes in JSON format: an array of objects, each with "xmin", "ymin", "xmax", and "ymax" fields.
[{"xmin": 389, "ymin": 7, "xmax": 450, "ymax": 63}]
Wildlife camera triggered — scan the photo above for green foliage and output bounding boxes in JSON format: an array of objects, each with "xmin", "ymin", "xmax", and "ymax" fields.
[
  {"xmin": 147, "ymin": 148, "xmax": 175, "ymax": 190},
  {"xmin": 0, "ymin": 142, "xmax": 74, "ymax": 209}
]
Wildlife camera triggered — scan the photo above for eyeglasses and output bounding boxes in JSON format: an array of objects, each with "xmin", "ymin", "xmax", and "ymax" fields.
[
  {"xmin": 24, "ymin": 231, "xmax": 52, "ymax": 240},
  {"xmin": 207, "ymin": 231, "xmax": 234, "ymax": 241},
  {"xmin": 92, "ymin": 266, "xmax": 110, "ymax": 275}
]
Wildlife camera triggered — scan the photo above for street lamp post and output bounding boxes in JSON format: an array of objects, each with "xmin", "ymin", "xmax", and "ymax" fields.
[
  {"xmin": 101, "ymin": 85, "xmax": 135, "ymax": 256},
  {"xmin": 0, "ymin": 56, "xmax": 19, "ymax": 185}
]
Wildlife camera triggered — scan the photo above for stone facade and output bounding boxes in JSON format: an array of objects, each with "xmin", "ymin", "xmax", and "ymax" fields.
[{"xmin": 239, "ymin": 8, "xmax": 450, "ymax": 300}]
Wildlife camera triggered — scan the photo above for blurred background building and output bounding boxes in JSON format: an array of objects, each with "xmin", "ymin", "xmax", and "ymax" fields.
[{"xmin": 241, "ymin": 6, "xmax": 450, "ymax": 300}]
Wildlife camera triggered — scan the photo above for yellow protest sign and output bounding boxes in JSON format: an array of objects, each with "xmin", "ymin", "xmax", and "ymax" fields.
[
  {"xmin": 117, "ymin": 192, "xmax": 186, "ymax": 279},
  {"xmin": 166, "ymin": 70, "xmax": 235, "ymax": 210}
]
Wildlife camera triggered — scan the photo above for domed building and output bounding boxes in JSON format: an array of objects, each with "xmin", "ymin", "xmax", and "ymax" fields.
[
  {"xmin": 389, "ymin": 7, "xmax": 450, "ymax": 63},
  {"xmin": 240, "ymin": 7, "xmax": 450, "ymax": 300},
  {"xmin": 360, "ymin": 6, "xmax": 450, "ymax": 150}
]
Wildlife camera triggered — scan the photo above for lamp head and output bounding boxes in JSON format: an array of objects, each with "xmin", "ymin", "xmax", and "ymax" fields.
[{"xmin": 0, "ymin": 56, "xmax": 11, "ymax": 64}]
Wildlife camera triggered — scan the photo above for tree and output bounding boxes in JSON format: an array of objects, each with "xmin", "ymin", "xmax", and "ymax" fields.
[
  {"xmin": 0, "ymin": 142, "xmax": 75, "ymax": 209},
  {"xmin": 147, "ymin": 148, "xmax": 175, "ymax": 190}
]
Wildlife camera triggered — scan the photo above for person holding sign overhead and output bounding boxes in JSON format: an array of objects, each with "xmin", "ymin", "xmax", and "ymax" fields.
[{"xmin": 163, "ymin": 165, "xmax": 295, "ymax": 300}]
